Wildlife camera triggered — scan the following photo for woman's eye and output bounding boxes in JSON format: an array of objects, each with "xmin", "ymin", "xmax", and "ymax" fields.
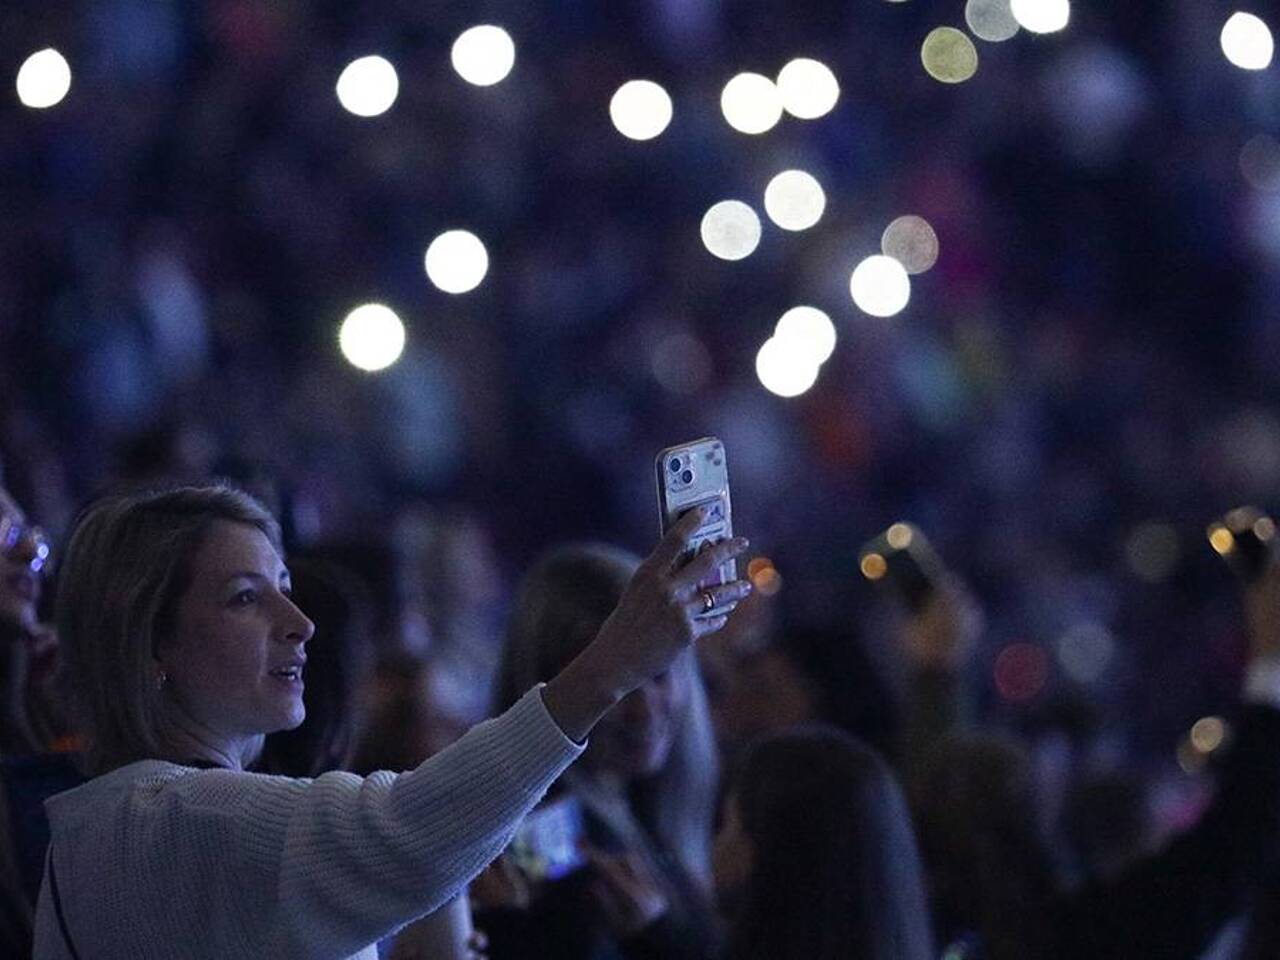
[{"xmin": 232, "ymin": 589, "xmax": 257, "ymax": 607}]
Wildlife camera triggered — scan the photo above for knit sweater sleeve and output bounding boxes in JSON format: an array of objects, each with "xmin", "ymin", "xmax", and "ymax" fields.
[{"xmin": 173, "ymin": 686, "xmax": 580, "ymax": 958}]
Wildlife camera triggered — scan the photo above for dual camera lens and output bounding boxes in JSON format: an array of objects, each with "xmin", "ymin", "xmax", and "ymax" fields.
[{"xmin": 668, "ymin": 458, "xmax": 694, "ymax": 485}]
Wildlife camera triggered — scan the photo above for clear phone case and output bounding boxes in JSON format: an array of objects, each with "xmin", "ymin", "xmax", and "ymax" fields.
[{"xmin": 655, "ymin": 436, "xmax": 736, "ymax": 616}]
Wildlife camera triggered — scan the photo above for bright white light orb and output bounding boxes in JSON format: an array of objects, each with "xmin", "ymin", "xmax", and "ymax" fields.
[
  {"xmin": 424, "ymin": 230, "xmax": 489, "ymax": 294},
  {"xmin": 882, "ymin": 215, "xmax": 940, "ymax": 274},
  {"xmin": 700, "ymin": 201, "xmax": 762, "ymax": 261},
  {"xmin": 721, "ymin": 72, "xmax": 783, "ymax": 135},
  {"xmin": 776, "ymin": 58, "xmax": 840, "ymax": 119},
  {"xmin": 763, "ymin": 170, "xmax": 826, "ymax": 231},
  {"xmin": 451, "ymin": 25, "xmax": 516, "ymax": 86},
  {"xmin": 965, "ymin": 0, "xmax": 1021, "ymax": 42},
  {"xmin": 336, "ymin": 56, "xmax": 399, "ymax": 117},
  {"xmin": 339, "ymin": 304, "xmax": 406, "ymax": 372},
  {"xmin": 1010, "ymin": 0, "xmax": 1071, "ymax": 34},
  {"xmin": 850, "ymin": 255, "xmax": 911, "ymax": 317},
  {"xmin": 1221, "ymin": 12, "xmax": 1274, "ymax": 71},
  {"xmin": 15, "ymin": 48, "xmax": 71, "ymax": 109},
  {"xmin": 775, "ymin": 306, "xmax": 837, "ymax": 365},
  {"xmin": 609, "ymin": 80, "xmax": 674, "ymax": 141},
  {"xmin": 756, "ymin": 336, "xmax": 821, "ymax": 398}
]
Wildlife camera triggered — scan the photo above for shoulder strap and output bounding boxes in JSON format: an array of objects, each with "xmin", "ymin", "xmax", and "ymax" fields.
[{"xmin": 46, "ymin": 848, "xmax": 82, "ymax": 960}]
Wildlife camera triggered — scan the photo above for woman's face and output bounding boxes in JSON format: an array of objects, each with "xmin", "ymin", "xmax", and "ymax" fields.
[
  {"xmin": 712, "ymin": 791, "xmax": 754, "ymax": 911},
  {"xmin": 585, "ymin": 667, "xmax": 684, "ymax": 780},
  {"xmin": 161, "ymin": 521, "xmax": 314, "ymax": 755},
  {"xmin": 0, "ymin": 487, "xmax": 47, "ymax": 631}
]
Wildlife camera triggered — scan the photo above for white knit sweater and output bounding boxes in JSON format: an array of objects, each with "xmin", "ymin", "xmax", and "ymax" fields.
[{"xmin": 32, "ymin": 686, "xmax": 583, "ymax": 959}]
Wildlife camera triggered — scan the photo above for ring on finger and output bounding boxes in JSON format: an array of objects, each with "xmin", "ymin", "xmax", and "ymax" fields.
[{"xmin": 700, "ymin": 589, "xmax": 716, "ymax": 613}]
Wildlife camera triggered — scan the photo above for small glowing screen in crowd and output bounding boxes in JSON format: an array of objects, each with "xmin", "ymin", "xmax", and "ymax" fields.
[
  {"xmin": 756, "ymin": 335, "xmax": 820, "ymax": 398},
  {"xmin": 339, "ymin": 304, "xmax": 406, "ymax": 372},
  {"xmin": 922, "ymin": 28, "xmax": 979, "ymax": 84},
  {"xmin": 451, "ymin": 25, "xmax": 516, "ymax": 86},
  {"xmin": 336, "ymin": 56, "xmax": 399, "ymax": 117},
  {"xmin": 16, "ymin": 48, "xmax": 72, "ymax": 109},
  {"xmin": 609, "ymin": 80, "xmax": 673, "ymax": 141},
  {"xmin": 700, "ymin": 200, "xmax": 762, "ymax": 260},
  {"xmin": 774, "ymin": 306, "xmax": 837, "ymax": 366},
  {"xmin": 1010, "ymin": 0, "xmax": 1071, "ymax": 35},
  {"xmin": 850, "ymin": 255, "xmax": 911, "ymax": 317},
  {"xmin": 764, "ymin": 170, "xmax": 826, "ymax": 231},
  {"xmin": 776, "ymin": 58, "xmax": 840, "ymax": 119},
  {"xmin": 424, "ymin": 231, "xmax": 490, "ymax": 294},
  {"xmin": 882, "ymin": 215, "xmax": 940, "ymax": 274},
  {"xmin": 965, "ymin": 0, "xmax": 1020, "ymax": 42},
  {"xmin": 721, "ymin": 72, "xmax": 783, "ymax": 135},
  {"xmin": 1221, "ymin": 12, "xmax": 1274, "ymax": 71}
]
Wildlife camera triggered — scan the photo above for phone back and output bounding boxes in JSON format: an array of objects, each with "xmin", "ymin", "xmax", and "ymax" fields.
[{"xmin": 655, "ymin": 437, "xmax": 736, "ymax": 608}]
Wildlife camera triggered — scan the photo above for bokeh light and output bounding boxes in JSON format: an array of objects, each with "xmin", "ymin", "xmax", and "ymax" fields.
[
  {"xmin": 651, "ymin": 332, "xmax": 712, "ymax": 395},
  {"xmin": 336, "ymin": 56, "xmax": 399, "ymax": 117},
  {"xmin": 774, "ymin": 306, "xmax": 836, "ymax": 366},
  {"xmin": 339, "ymin": 304, "xmax": 406, "ymax": 372},
  {"xmin": 882, "ymin": 215, "xmax": 940, "ymax": 274},
  {"xmin": 424, "ymin": 230, "xmax": 489, "ymax": 294},
  {"xmin": 1221, "ymin": 12, "xmax": 1274, "ymax": 71},
  {"xmin": 1241, "ymin": 135, "xmax": 1280, "ymax": 192},
  {"xmin": 1055, "ymin": 623, "xmax": 1116, "ymax": 684},
  {"xmin": 763, "ymin": 170, "xmax": 826, "ymax": 231},
  {"xmin": 994, "ymin": 642, "xmax": 1049, "ymax": 702},
  {"xmin": 609, "ymin": 80, "xmax": 673, "ymax": 141},
  {"xmin": 721, "ymin": 72, "xmax": 784, "ymax": 135},
  {"xmin": 922, "ymin": 28, "xmax": 979, "ymax": 84},
  {"xmin": 1190, "ymin": 716, "xmax": 1228, "ymax": 754},
  {"xmin": 1010, "ymin": 0, "xmax": 1071, "ymax": 34},
  {"xmin": 776, "ymin": 58, "xmax": 840, "ymax": 119},
  {"xmin": 15, "ymin": 48, "xmax": 72, "ymax": 109},
  {"xmin": 965, "ymin": 0, "xmax": 1021, "ymax": 42},
  {"xmin": 451, "ymin": 25, "xmax": 516, "ymax": 86},
  {"xmin": 701, "ymin": 200, "xmax": 762, "ymax": 261},
  {"xmin": 1208, "ymin": 525, "xmax": 1236, "ymax": 557},
  {"xmin": 1125, "ymin": 523, "xmax": 1181, "ymax": 583},
  {"xmin": 886, "ymin": 523, "xmax": 915, "ymax": 550},
  {"xmin": 747, "ymin": 557, "xmax": 783, "ymax": 595},
  {"xmin": 756, "ymin": 336, "xmax": 820, "ymax": 398},
  {"xmin": 860, "ymin": 552, "xmax": 888, "ymax": 581},
  {"xmin": 850, "ymin": 255, "xmax": 911, "ymax": 317}
]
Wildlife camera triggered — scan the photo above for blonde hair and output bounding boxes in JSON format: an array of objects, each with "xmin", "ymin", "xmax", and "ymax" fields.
[
  {"xmin": 498, "ymin": 543, "xmax": 720, "ymax": 889},
  {"xmin": 56, "ymin": 483, "xmax": 280, "ymax": 775}
]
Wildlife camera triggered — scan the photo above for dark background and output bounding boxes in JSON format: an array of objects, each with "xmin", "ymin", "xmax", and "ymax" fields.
[{"xmin": 3, "ymin": 0, "xmax": 1280, "ymax": 774}]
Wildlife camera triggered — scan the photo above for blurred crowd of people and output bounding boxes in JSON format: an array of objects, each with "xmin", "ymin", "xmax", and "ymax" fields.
[
  {"xmin": 6, "ymin": 0, "xmax": 1280, "ymax": 957},
  {"xmin": 3, "ymin": 460, "xmax": 1280, "ymax": 959}
]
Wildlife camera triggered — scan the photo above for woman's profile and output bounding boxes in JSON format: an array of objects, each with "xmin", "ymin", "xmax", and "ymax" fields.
[{"xmin": 33, "ymin": 483, "xmax": 750, "ymax": 959}]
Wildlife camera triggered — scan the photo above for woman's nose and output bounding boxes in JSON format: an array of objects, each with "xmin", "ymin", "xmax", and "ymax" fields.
[{"xmin": 280, "ymin": 596, "xmax": 316, "ymax": 644}]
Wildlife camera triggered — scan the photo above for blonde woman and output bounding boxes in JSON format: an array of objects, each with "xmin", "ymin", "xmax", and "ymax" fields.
[{"xmin": 34, "ymin": 483, "xmax": 750, "ymax": 959}]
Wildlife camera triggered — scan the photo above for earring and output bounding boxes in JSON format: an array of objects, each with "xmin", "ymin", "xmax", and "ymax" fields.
[{"xmin": 156, "ymin": 670, "xmax": 169, "ymax": 692}]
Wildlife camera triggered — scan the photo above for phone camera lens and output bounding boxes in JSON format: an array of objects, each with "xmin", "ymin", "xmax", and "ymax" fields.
[
  {"xmin": 669, "ymin": 458, "xmax": 682, "ymax": 473},
  {"xmin": 680, "ymin": 469, "xmax": 694, "ymax": 484}
]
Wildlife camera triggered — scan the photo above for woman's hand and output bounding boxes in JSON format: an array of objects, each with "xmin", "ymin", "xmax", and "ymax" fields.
[{"xmin": 543, "ymin": 506, "xmax": 751, "ymax": 742}]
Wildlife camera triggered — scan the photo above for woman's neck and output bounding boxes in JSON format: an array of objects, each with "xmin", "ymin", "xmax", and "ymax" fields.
[{"xmin": 159, "ymin": 701, "xmax": 263, "ymax": 770}]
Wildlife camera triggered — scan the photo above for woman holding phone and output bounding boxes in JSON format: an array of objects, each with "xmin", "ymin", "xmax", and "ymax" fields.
[{"xmin": 33, "ymin": 483, "xmax": 750, "ymax": 959}]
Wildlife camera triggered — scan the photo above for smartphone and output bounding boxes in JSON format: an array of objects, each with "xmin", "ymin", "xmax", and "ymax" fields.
[
  {"xmin": 859, "ymin": 522, "xmax": 943, "ymax": 612},
  {"xmin": 509, "ymin": 795, "xmax": 586, "ymax": 883},
  {"xmin": 655, "ymin": 437, "xmax": 736, "ymax": 617},
  {"xmin": 1207, "ymin": 506, "xmax": 1276, "ymax": 583}
]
